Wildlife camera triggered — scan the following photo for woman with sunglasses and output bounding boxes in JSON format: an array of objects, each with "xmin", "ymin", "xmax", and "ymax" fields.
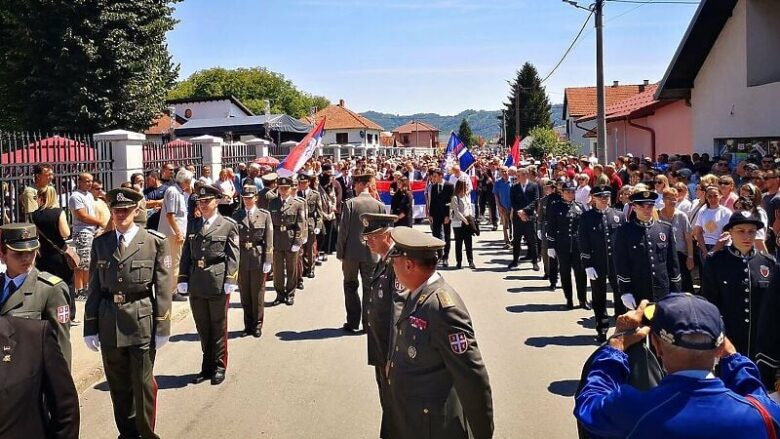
[
  {"xmin": 653, "ymin": 174, "xmax": 669, "ymax": 210},
  {"xmin": 718, "ymin": 175, "xmax": 738, "ymax": 210}
]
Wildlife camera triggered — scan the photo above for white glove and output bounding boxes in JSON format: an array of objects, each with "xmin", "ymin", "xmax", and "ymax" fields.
[
  {"xmin": 155, "ymin": 335, "xmax": 169, "ymax": 350},
  {"xmin": 585, "ymin": 267, "xmax": 598, "ymax": 280},
  {"xmin": 177, "ymin": 283, "xmax": 188, "ymax": 294},
  {"xmin": 84, "ymin": 335, "xmax": 100, "ymax": 352},
  {"xmin": 621, "ymin": 293, "xmax": 637, "ymax": 310},
  {"xmin": 291, "ymin": 245, "xmax": 301, "ymax": 252},
  {"xmin": 537, "ymin": 230, "xmax": 542, "ymax": 240},
  {"xmin": 314, "ymin": 228, "xmax": 321, "ymax": 235},
  {"xmin": 547, "ymin": 248, "xmax": 556, "ymax": 259},
  {"xmin": 224, "ymin": 284, "xmax": 238, "ymax": 295},
  {"xmin": 262, "ymin": 262, "xmax": 272, "ymax": 273}
]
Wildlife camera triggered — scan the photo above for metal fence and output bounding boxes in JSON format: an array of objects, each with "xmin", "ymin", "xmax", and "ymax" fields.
[
  {"xmin": 142, "ymin": 140, "xmax": 203, "ymax": 176},
  {"xmin": 222, "ymin": 142, "xmax": 256, "ymax": 170},
  {"xmin": 0, "ymin": 131, "xmax": 114, "ymax": 224}
]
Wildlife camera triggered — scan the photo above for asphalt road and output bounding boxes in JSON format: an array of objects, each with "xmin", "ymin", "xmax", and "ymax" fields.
[{"xmin": 78, "ymin": 227, "xmax": 601, "ymax": 438}]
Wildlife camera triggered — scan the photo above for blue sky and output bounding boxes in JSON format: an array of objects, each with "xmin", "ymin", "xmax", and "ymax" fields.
[{"xmin": 167, "ymin": 0, "xmax": 699, "ymax": 115}]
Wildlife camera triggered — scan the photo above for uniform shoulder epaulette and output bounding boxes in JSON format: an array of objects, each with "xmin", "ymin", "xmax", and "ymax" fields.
[
  {"xmin": 295, "ymin": 196, "xmax": 306, "ymax": 202},
  {"xmin": 657, "ymin": 219, "xmax": 673, "ymax": 227},
  {"xmin": 38, "ymin": 271, "xmax": 64, "ymax": 286},
  {"xmin": 223, "ymin": 216, "xmax": 238, "ymax": 224},
  {"xmin": 147, "ymin": 229, "xmax": 166, "ymax": 240},
  {"xmin": 258, "ymin": 208, "xmax": 271, "ymax": 214},
  {"xmin": 436, "ymin": 288, "xmax": 456, "ymax": 309}
]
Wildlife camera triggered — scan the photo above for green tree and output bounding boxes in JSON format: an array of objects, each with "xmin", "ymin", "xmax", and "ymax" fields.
[
  {"xmin": 168, "ymin": 67, "xmax": 330, "ymax": 118},
  {"xmin": 501, "ymin": 62, "xmax": 552, "ymax": 142},
  {"xmin": 0, "ymin": 0, "xmax": 180, "ymax": 132},
  {"xmin": 458, "ymin": 118, "xmax": 474, "ymax": 147},
  {"xmin": 526, "ymin": 126, "xmax": 578, "ymax": 159}
]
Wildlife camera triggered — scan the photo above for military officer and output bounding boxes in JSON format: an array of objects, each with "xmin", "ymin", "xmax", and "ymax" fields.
[
  {"xmin": 546, "ymin": 181, "xmax": 589, "ymax": 310},
  {"xmin": 613, "ymin": 190, "xmax": 682, "ymax": 309},
  {"xmin": 232, "ymin": 185, "xmax": 273, "ymax": 338},
  {"xmin": 535, "ymin": 179, "xmax": 560, "ymax": 287},
  {"xmin": 178, "ymin": 184, "xmax": 240, "ymax": 385},
  {"xmin": 0, "ymin": 223, "xmax": 71, "ymax": 367},
  {"xmin": 83, "ymin": 188, "xmax": 172, "ymax": 439},
  {"xmin": 578, "ymin": 184, "xmax": 626, "ymax": 342},
  {"xmin": 361, "ymin": 213, "xmax": 402, "ymax": 439},
  {"xmin": 297, "ymin": 174, "xmax": 323, "ymax": 279},
  {"xmin": 386, "ymin": 227, "xmax": 493, "ymax": 439},
  {"xmin": 258, "ymin": 172, "xmax": 278, "ymax": 210},
  {"xmin": 267, "ymin": 176, "xmax": 306, "ymax": 306},
  {"xmin": 701, "ymin": 211, "xmax": 778, "ymax": 385}
]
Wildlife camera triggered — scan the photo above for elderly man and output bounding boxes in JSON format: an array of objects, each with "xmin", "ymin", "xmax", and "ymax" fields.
[
  {"xmin": 576, "ymin": 294, "xmax": 780, "ymax": 438},
  {"xmin": 493, "ymin": 166, "xmax": 513, "ymax": 249},
  {"xmin": 158, "ymin": 168, "xmax": 193, "ymax": 302}
]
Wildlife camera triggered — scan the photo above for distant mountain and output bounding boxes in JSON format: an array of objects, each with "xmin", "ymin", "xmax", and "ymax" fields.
[{"xmin": 362, "ymin": 104, "xmax": 563, "ymax": 141}]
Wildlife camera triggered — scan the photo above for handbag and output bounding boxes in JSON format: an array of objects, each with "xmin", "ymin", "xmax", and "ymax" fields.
[
  {"xmin": 38, "ymin": 228, "xmax": 80, "ymax": 270},
  {"xmin": 458, "ymin": 197, "xmax": 480, "ymax": 236}
]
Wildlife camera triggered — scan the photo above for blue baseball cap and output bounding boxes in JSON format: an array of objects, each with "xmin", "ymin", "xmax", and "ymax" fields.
[{"xmin": 651, "ymin": 293, "xmax": 724, "ymax": 350}]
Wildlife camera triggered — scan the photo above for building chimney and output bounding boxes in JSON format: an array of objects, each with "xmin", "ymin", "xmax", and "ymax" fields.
[
  {"xmin": 643, "ymin": 79, "xmax": 650, "ymax": 86},
  {"xmin": 612, "ymin": 81, "xmax": 619, "ymax": 87},
  {"xmin": 339, "ymin": 99, "xmax": 345, "ymax": 107}
]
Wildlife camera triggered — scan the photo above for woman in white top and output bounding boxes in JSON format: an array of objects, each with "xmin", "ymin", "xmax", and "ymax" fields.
[
  {"xmin": 217, "ymin": 168, "xmax": 236, "ymax": 216},
  {"xmin": 673, "ymin": 182, "xmax": 693, "ymax": 215},
  {"xmin": 450, "ymin": 179, "xmax": 476, "ymax": 269},
  {"xmin": 693, "ymin": 185, "xmax": 732, "ymax": 255},
  {"xmin": 653, "ymin": 174, "xmax": 669, "ymax": 210},
  {"xmin": 575, "ymin": 174, "xmax": 591, "ymax": 209}
]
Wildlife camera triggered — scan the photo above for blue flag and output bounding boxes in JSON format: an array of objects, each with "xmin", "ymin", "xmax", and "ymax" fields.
[{"xmin": 446, "ymin": 132, "xmax": 476, "ymax": 171}]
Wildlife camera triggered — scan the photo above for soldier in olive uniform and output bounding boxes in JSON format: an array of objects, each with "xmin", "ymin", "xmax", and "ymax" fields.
[
  {"xmin": 232, "ymin": 185, "xmax": 273, "ymax": 338},
  {"xmin": 268, "ymin": 176, "xmax": 306, "ymax": 306},
  {"xmin": 387, "ymin": 227, "xmax": 493, "ymax": 439},
  {"xmin": 178, "ymin": 185, "xmax": 240, "ymax": 385},
  {"xmin": 361, "ymin": 213, "xmax": 402, "ymax": 439},
  {"xmin": 297, "ymin": 174, "xmax": 323, "ymax": 279},
  {"xmin": 258, "ymin": 172, "xmax": 278, "ymax": 211},
  {"xmin": 0, "ymin": 223, "xmax": 71, "ymax": 367},
  {"xmin": 83, "ymin": 188, "xmax": 172, "ymax": 439}
]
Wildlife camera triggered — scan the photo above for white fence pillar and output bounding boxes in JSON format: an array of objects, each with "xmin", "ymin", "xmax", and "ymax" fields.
[
  {"xmin": 246, "ymin": 138, "xmax": 270, "ymax": 159},
  {"xmin": 192, "ymin": 135, "xmax": 224, "ymax": 177},
  {"xmin": 94, "ymin": 129, "xmax": 146, "ymax": 189}
]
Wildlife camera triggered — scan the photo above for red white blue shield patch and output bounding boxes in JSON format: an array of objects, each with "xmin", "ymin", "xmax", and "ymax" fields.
[
  {"xmin": 448, "ymin": 332, "xmax": 468, "ymax": 355},
  {"xmin": 760, "ymin": 265, "xmax": 770, "ymax": 278},
  {"xmin": 659, "ymin": 232, "xmax": 666, "ymax": 242},
  {"xmin": 56, "ymin": 305, "xmax": 70, "ymax": 324}
]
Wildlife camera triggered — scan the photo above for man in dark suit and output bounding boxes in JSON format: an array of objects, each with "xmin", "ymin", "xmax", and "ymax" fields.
[
  {"xmin": 509, "ymin": 167, "xmax": 540, "ymax": 270},
  {"xmin": 427, "ymin": 168, "xmax": 454, "ymax": 267},
  {"xmin": 0, "ymin": 316, "xmax": 79, "ymax": 439}
]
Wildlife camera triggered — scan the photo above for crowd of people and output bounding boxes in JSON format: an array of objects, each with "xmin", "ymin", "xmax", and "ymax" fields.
[{"xmin": 2, "ymin": 146, "xmax": 780, "ymax": 438}]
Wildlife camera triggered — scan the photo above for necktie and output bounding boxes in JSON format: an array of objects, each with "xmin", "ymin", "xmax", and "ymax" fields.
[
  {"xmin": 1, "ymin": 276, "xmax": 17, "ymax": 308},
  {"xmin": 118, "ymin": 234, "xmax": 126, "ymax": 256}
]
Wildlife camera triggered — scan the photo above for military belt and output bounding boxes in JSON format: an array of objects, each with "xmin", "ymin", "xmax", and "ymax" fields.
[
  {"xmin": 104, "ymin": 291, "xmax": 149, "ymax": 304},
  {"xmin": 243, "ymin": 241, "xmax": 265, "ymax": 249}
]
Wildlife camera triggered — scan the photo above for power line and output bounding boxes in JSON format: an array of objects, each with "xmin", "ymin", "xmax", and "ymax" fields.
[
  {"xmin": 606, "ymin": 0, "xmax": 698, "ymax": 4},
  {"xmin": 540, "ymin": 9, "xmax": 595, "ymax": 84}
]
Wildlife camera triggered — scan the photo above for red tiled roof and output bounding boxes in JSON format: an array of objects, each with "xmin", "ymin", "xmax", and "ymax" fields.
[
  {"xmin": 145, "ymin": 113, "xmax": 174, "ymax": 135},
  {"xmin": 392, "ymin": 120, "xmax": 439, "ymax": 134},
  {"xmin": 576, "ymin": 84, "xmax": 672, "ymax": 123},
  {"xmin": 301, "ymin": 100, "xmax": 383, "ymax": 131},
  {"xmin": 563, "ymin": 84, "xmax": 646, "ymax": 117}
]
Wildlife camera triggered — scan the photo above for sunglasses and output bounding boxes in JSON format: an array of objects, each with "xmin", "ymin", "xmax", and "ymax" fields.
[{"xmin": 718, "ymin": 182, "xmax": 731, "ymax": 186}]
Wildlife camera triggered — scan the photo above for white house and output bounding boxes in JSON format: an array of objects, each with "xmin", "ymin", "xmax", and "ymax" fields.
[
  {"xmin": 167, "ymin": 95, "xmax": 254, "ymax": 121},
  {"xmin": 656, "ymin": 0, "xmax": 780, "ymax": 157},
  {"xmin": 302, "ymin": 99, "xmax": 383, "ymax": 148}
]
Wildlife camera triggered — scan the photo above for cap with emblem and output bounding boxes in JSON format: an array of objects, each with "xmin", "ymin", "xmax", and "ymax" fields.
[
  {"xmin": 0, "ymin": 223, "xmax": 40, "ymax": 252},
  {"xmin": 650, "ymin": 293, "xmax": 724, "ymax": 350},
  {"xmin": 277, "ymin": 176, "xmax": 293, "ymax": 187},
  {"xmin": 242, "ymin": 185, "xmax": 258, "ymax": 197},
  {"xmin": 261, "ymin": 172, "xmax": 278, "ymax": 183},
  {"xmin": 107, "ymin": 187, "xmax": 143, "ymax": 208},
  {"xmin": 360, "ymin": 213, "xmax": 398, "ymax": 236},
  {"xmin": 723, "ymin": 210, "xmax": 764, "ymax": 231},
  {"xmin": 297, "ymin": 173, "xmax": 310, "ymax": 182},
  {"xmin": 196, "ymin": 184, "xmax": 223, "ymax": 200},
  {"xmin": 562, "ymin": 181, "xmax": 577, "ymax": 192},
  {"xmin": 629, "ymin": 190, "xmax": 659, "ymax": 203},
  {"xmin": 591, "ymin": 185, "xmax": 611, "ymax": 197},
  {"xmin": 387, "ymin": 227, "xmax": 444, "ymax": 260}
]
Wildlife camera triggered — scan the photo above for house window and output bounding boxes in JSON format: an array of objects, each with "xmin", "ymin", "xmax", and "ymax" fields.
[{"xmin": 336, "ymin": 133, "xmax": 348, "ymax": 144}]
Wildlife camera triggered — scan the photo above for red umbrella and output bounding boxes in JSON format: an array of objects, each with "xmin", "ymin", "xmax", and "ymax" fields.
[
  {"xmin": 254, "ymin": 156, "xmax": 280, "ymax": 166},
  {"xmin": 1, "ymin": 135, "xmax": 95, "ymax": 163}
]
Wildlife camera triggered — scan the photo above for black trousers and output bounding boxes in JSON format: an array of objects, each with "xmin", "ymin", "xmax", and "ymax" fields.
[
  {"xmin": 557, "ymin": 246, "xmax": 587, "ymax": 303},
  {"xmin": 677, "ymin": 252, "xmax": 695, "ymax": 293},
  {"xmin": 190, "ymin": 294, "xmax": 230, "ymax": 375},
  {"xmin": 511, "ymin": 212, "xmax": 538, "ymax": 263},
  {"xmin": 102, "ymin": 344, "xmax": 159, "ymax": 439},
  {"xmin": 453, "ymin": 226, "xmax": 473, "ymax": 265},
  {"xmin": 589, "ymin": 266, "xmax": 619, "ymax": 333},
  {"xmin": 430, "ymin": 215, "xmax": 451, "ymax": 260},
  {"xmin": 479, "ymin": 191, "xmax": 497, "ymax": 225}
]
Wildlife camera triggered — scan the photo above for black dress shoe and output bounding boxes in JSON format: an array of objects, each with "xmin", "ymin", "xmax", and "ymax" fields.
[
  {"xmin": 580, "ymin": 301, "xmax": 592, "ymax": 311},
  {"xmin": 241, "ymin": 330, "xmax": 251, "ymax": 337},
  {"xmin": 548, "ymin": 283, "xmax": 557, "ymax": 291},
  {"xmin": 297, "ymin": 280, "xmax": 304, "ymax": 290},
  {"xmin": 542, "ymin": 274, "xmax": 549, "ymax": 280},
  {"xmin": 532, "ymin": 263, "xmax": 540, "ymax": 271},
  {"xmin": 211, "ymin": 371, "xmax": 226, "ymax": 385},
  {"xmin": 492, "ymin": 225, "xmax": 498, "ymax": 231},
  {"xmin": 306, "ymin": 271, "xmax": 315, "ymax": 279},
  {"xmin": 285, "ymin": 296, "xmax": 295, "ymax": 306},
  {"xmin": 468, "ymin": 262, "xmax": 476, "ymax": 269},
  {"xmin": 271, "ymin": 297, "xmax": 284, "ymax": 306},
  {"xmin": 253, "ymin": 328, "xmax": 262, "ymax": 338},
  {"xmin": 566, "ymin": 300, "xmax": 575, "ymax": 310},
  {"xmin": 442, "ymin": 260, "xmax": 449, "ymax": 268},
  {"xmin": 456, "ymin": 263, "xmax": 462, "ymax": 269},
  {"xmin": 192, "ymin": 372, "xmax": 211, "ymax": 384},
  {"xmin": 342, "ymin": 323, "xmax": 360, "ymax": 334},
  {"xmin": 507, "ymin": 261, "xmax": 518, "ymax": 269},
  {"xmin": 596, "ymin": 332, "xmax": 608, "ymax": 343}
]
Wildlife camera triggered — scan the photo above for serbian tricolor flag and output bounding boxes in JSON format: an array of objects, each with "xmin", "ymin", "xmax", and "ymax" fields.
[
  {"xmin": 277, "ymin": 117, "xmax": 326, "ymax": 177},
  {"xmin": 504, "ymin": 135, "xmax": 521, "ymax": 167},
  {"xmin": 445, "ymin": 132, "xmax": 476, "ymax": 171}
]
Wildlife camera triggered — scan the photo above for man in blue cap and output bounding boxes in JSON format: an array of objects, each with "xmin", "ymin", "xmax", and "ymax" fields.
[{"xmin": 576, "ymin": 294, "xmax": 780, "ymax": 438}]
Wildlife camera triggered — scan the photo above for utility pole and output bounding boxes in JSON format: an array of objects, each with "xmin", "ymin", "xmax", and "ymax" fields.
[
  {"xmin": 502, "ymin": 111, "xmax": 507, "ymax": 149},
  {"xmin": 514, "ymin": 82, "xmax": 520, "ymax": 143},
  {"xmin": 594, "ymin": 0, "xmax": 608, "ymax": 163}
]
